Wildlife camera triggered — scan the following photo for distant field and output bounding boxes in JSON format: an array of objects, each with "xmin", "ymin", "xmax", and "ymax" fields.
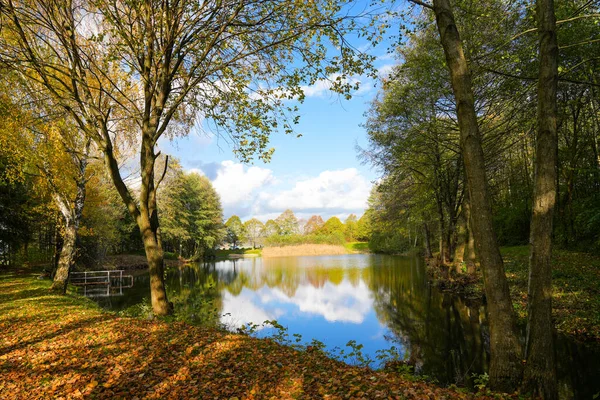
[{"xmin": 262, "ymin": 244, "xmax": 348, "ymax": 258}]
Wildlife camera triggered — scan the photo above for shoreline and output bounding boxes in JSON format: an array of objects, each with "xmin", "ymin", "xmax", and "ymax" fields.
[
  {"xmin": 261, "ymin": 244, "xmax": 349, "ymax": 258},
  {"xmin": 424, "ymin": 246, "xmax": 600, "ymax": 342},
  {"xmin": 0, "ymin": 271, "xmax": 489, "ymax": 399}
]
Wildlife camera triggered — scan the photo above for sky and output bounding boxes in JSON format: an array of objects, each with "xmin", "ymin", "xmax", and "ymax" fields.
[{"xmin": 156, "ymin": 13, "xmax": 402, "ymax": 223}]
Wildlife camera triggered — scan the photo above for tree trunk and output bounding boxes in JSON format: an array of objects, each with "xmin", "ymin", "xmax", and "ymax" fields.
[
  {"xmin": 454, "ymin": 209, "xmax": 467, "ymax": 273},
  {"xmin": 51, "ymin": 221, "xmax": 76, "ymax": 293},
  {"xmin": 523, "ymin": 0, "xmax": 558, "ymax": 398},
  {"xmin": 50, "ymin": 141, "xmax": 89, "ymax": 294},
  {"xmin": 102, "ymin": 131, "xmax": 172, "ymax": 316},
  {"xmin": 140, "ymin": 218, "xmax": 171, "ymax": 315},
  {"xmin": 430, "ymin": 0, "xmax": 522, "ymax": 392},
  {"xmin": 463, "ymin": 199, "xmax": 477, "ymax": 274},
  {"xmin": 50, "ymin": 167, "xmax": 87, "ymax": 293},
  {"xmin": 424, "ymin": 223, "xmax": 433, "ymax": 258}
]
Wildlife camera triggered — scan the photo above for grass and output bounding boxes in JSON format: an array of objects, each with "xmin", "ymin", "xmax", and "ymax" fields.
[
  {"xmin": 0, "ymin": 271, "xmax": 495, "ymax": 399},
  {"xmin": 214, "ymin": 248, "xmax": 262, "ymax": 258},
  {"xmin": 344, "ymin": 242, "xmax": 370, "ymax": 253},
  {"xmin": 500, "ymin": 246, "xmax": 600, "ymax": 340}
]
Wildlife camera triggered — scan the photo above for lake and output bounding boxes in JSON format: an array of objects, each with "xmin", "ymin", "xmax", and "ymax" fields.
[{"xmin": 90, "ymin": 254, "xmax": 599, "ymax": 398}]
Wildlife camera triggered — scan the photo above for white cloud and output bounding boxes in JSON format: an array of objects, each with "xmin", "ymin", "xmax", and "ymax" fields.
[
  {"xmin": 187, "ymin": 162, "xmax": 371, "ymax": 221},
  {"xmin": 211, "ymin": 160, "xmax": 275, "ymax": 208},
  {"xmin": 267, "ymin": 168, "xmax": 371, "ymax": 212},
  {"xmin": 259, "ymin": 280, "xmax": 373, "ymax": 324},
  {"xmin": 378, "ymin": 64, "xmax": 395, "ymax": 78},
  {"xmin": 221, "ymin": 289, "xmax": 281, "ymax": 330},
  {"xmin": 300, "ymin": 73, "xmax": 369, "ymax": 98}
]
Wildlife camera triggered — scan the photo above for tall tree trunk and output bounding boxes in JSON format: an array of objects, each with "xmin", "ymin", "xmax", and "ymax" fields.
[
  {"xmin": 140, "ymin": 217, "xmax": 171, "ymax": 315},
  {"xmin": 454, "ymin": 208, "xmax": 467, "ymax": 273},
  {"xmin": 430, "ymin": 0, "xmax": 522, "ymax": 391},
  {"xmin": 50, "ymin": 141, "xmax": 89, "ymax": 294},
  {"xmin": 523, "ymin": 0, "xmax": 558, "ymax": 398},
  {"xmin": 424, "ymin": 223, "xmax": 433, "ymax": 258},
  {"xmin": 51, "ymin": 221, "xmax": 76, "ymax": 293},
  {"xmin": 50, "ymin": 179, "xmax": 86, "ymax": 293},
  {"xmin": 139, "ymin": 134, "xmax": 171, "ymax": 315},
  {"xmin": 102, "ymin": 132, "xmax": 172, "ymax": 316},
  {"xmin": 463, "ymin": 199, "xmax": 477, "ymax": 274}
]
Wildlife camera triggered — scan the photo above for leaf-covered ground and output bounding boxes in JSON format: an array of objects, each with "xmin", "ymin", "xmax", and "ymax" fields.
[
  {"xmin": 431, "ymin": 246, "xmax": 600, "ymax": 341},
  {"xmin": 501, "ymin": 246, "xmax": 600, "ymax": 341},
  {"xmin": 0, "ymin": 272, "xmax": 508, "ymax": 400}
]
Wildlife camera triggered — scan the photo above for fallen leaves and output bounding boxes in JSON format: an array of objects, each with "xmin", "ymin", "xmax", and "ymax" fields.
[{"xmin": 0, "ymin": 274, "xmax": 506, "ymax": 399}]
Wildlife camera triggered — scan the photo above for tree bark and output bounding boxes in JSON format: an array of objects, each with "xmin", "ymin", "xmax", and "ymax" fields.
[
  {"xmin": 50, "ymin": 144, "xmax": 88, "ymax": 294},
  {"xmin": 101, "ymin": 132, "xmax": 172, "ymax": 316},
  {"xmin": 523, "ymin": 0, "xmax": 559, "ymax": 398},
  {"xmin": 463, "ymin": 199, "xmax": 477, "ymax": 274},
  {"xmin": 423, "ymin": 223, "xmax": 433, "ymax": 258},
  {"xmin": 430, "ymin": 0, "xmax": 523, "ymax": 392},
  {"xmin": 454, "ymin": 207, "xmax": 467, "ymax": 273},
  {"xmin": 51, "ymin": 221, "xmax": 76, "ymax": 293}
]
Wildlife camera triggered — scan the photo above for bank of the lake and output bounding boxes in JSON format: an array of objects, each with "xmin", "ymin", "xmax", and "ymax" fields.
[
  {"xmin": 262, "ymin": 244, "xmax": 348, "ymax": 258},
  {"xmin": 429, "ymin": 246, "xmax": 600, "ymax": 341},
  {"xmin": 1, "ymin": 272, "xmax": 495, "ymax": 399}
]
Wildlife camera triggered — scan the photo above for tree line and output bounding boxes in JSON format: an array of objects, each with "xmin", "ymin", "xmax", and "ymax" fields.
[{"xmin": 223, "ymin": 210, "xmax": 371, "ymax": 249}]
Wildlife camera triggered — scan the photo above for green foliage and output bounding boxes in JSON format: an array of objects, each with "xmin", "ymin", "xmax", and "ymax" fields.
[
  {"xmin": 225, "ymin": 215, "xmax": 245, "ymax": 248},
  {"xmin": 344, "ymin": 214, "xmax": 358, "ymax": 241},
  {"xmin": 471, "ymin": 373, "xmax": 489, "ymax": 391},
  {"xmin": 264, "ymin": 232, "xmax": 345, "ymax": 247},
  {"xmin": 344, "ymin": 242, "xmax": 370, "ymax": 252},
  {"xmin": 263, "ymin": 219, "xmax": 281, "ymax": 237},
  {"xmin": 243, "ymin": 218, "xmax": 264, "ymax": 248},
  {"xmin": 501, "ymin": 246, "xmax": 600, "ymax": 340},
  {"xmin": 275, "ymin": 210, "xmax": 299, "ymax": 235},
  {"xmin": 160, "ymin": 165, "xmax": 225, "ymax": 258},
  {"xmin": 319, "ymin": 216, "xmax": 344, "ymax": 235}
]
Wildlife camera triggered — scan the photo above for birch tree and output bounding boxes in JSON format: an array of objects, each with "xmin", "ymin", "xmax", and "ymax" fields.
[{"xmin": 0, "ymin": 0, "xmax": 377, "ymax": 314}]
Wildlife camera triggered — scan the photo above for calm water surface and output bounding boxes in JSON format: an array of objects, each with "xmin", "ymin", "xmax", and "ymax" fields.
[{"xmin": 91, "ymin": 254, "xmax": 599, "ymax": 398}]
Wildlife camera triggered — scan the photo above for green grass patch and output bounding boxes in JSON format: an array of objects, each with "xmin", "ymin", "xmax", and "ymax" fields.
[
  {"xmin": 214, "ymin": 248, "xmax": 262, "ymax": 258},
  {"xmin": 344, "ymin": 242, "xmax": 370, "ymax": 252}
]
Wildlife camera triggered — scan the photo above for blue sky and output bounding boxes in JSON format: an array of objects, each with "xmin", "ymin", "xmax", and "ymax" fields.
[{"xmin": 156, "ymin": 15, "xmax": 401, "ymax": 223}]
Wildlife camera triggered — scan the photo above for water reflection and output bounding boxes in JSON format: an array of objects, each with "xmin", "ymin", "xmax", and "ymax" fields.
[{"xmin": 95, "ymin": 254, "xmax": 600, "ymax": 397}]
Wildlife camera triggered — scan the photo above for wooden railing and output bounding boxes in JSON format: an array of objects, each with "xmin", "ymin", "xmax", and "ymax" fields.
[{"xmin": 69, "ymin": 270, "xmax": 134, "ymax": 297}]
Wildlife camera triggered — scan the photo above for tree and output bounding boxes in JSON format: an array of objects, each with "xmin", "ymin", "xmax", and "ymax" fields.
[
  {"xmin": 244, "ymin": 218, "xmax": 264, "ymax": 248},
  {"xmin": 1, "ymin": 0, "xmax": 376, "ymax": 315},
  {"xmin": 304, "ymin": 215, "xmax": 325, "ymax": 235},
  {"xmin": 344, "ymin": 214, "xmax": 358, "ymax": 241},
  {"xmin": 523, "ymin": 0, "xmax": 559, "ymax": 397},
  {"xmin": 407, "ymin": 0, "xmax": 522, "ymax": 391},
  {"xmin": 263, "ymin": 219, "xmax": 281, "ymax": 237},
  {"xmin": 225, "ymin": 216, "xmax": 245, "ymax": 248},
  {"xmin": 319, "ymin": 217, "xmax": 344, "ymax": 235},
  {"xmin": 0, "ymin": 69, "xmax": 93, "ymax": 292},
  {"xmin": 356, "ymin": 214, "xmax": 372, "ymax": 242},
  {"xmin": 275, "ymin": 210, "xmax": 299, "ymax": 236},
  {"xmin": 160, "ymin": 166, "xmax": 224, "ymax": 259}
]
